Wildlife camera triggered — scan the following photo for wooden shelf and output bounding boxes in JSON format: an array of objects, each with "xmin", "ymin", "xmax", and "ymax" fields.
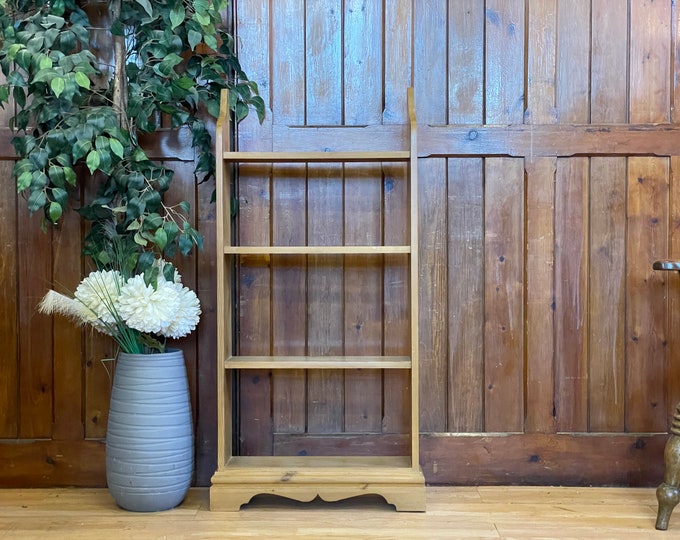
[
  {"xmin": 211, "ymin": 456, "xmax": 426, "ymax": 512},
  {"xmin": 211, "ymin": 87, "xmax": 424, "ymax": 513},
  {"xmin": 225, "ymin": 355, "xmax": 412, "ymax": 370},
  {"xmin": 222, "ymin": 150, "xmax": 410, "ymax": 162},
  {"xmin": 225, "ymin": 455, "xmax": 414, "ymax": 469},
  {"xmin": 224, "ymin": 245, "xmax": 410, "ymax": 255}
]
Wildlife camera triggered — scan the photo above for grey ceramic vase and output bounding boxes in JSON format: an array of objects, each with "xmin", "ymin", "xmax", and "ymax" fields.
[{"xmin": 106, "ymin": 349, "xmax": 194, "ymax": 512}]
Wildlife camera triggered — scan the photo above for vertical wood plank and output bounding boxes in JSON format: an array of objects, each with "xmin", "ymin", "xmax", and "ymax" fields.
[
  {"xmin": 484, "ymin": 158, "xmax": 524, "ymax": 432},
  {"xmin": 342, "ymin": 0, "xmax": 383, "ymax": 434},
  {"xmin": 554, "ymin": 158, "xmax": 589, "ymax": 432},
  {"xmin": 668, "ymin": 156, "xmax": 680, "ymax": 415},
  {"xmin": 305, "ymin": 0, "xmax": 345, "ymax": 437},
  {"xmin": 626, "ymin": 157, "xmax": 669, "ymax": 432},
  {"xmin": 307, "ymin": 167, "xmax": 344, "ymax": 434},
  {"xmin": 381, "ymin": 3, "xmax": 412, "ymax": 435},
  {"xmin": 306, "ymin": 0, "xmax": 342, "ymax": 124},
  {"xmin": 556, "ymin": 0, "xmax": 590, "ymax": 122},
  {"xmin": 552, "ymin": 1, "xmax": 591, "ymax": 433},
  {"xmin": 382, "ymin": 168, "xmax": 410, "ymax": 434},
  {"xmin": 383, "ymin": 2, "xmax": 412, "ymax": 123},
  {"xmin": 483, "ymin": 0, "xmax": 525, "ymax": 432},
  {"xmin": 591, "ymin": 0, "xmax": 628, "ymax": 123},
  {"xmin": 84, "ymin": 340, "xmax": 114, "ymax": 440},
  {"xmin": 524, "ymin": 157, "xmax": 556, "ymax": 433},
  {"xmin": 0, "ymin": 160, "xmax": 18, "ymax": 438},
  {"xmin": 235, "ymin": 0, "xmax": 273, "ymax": 456},
  {"xmin": 673, "ymin": 0, "xmax": 680, "ymax": 124},
  {"xmin": 17, "ymin": 202, "xmax": 53, "ymax": 438},
  {"xmin": 447, "ymin": 158, "xmax": 484, "ymax": 432},
  {"xmin": 196, "ymin": 163, "xmax": 219, "ymax": 483},
  {"xmin": 484, "ymin": 0, "xmax": 525, "ymax": 124},
  {"xmin": 524, "ymin": 0, "xmax": 557, "ymax": 433},
  {"xmin": 414, "ymin": 0, "xmax": 448, "ymax": 432},
  {"xmin": 448, "ymin": 0, "xmax": 484, "ymax": 125},
  {"xmin": 588, "ymin": 0, "xmax": 629, "ymax": 435},
  {"xmin": 343, "ymin": 167, "xmax": 383, "ymax": 433},
  {"xmin": 84, "ymin": 173, "xmax": 115, "ymax": 439},
  {"xmin": 525, "ymin": 0, "xmax": 556, "ymax": 125},
  {"xmin": 51, "ymin": 194, "xmax": 84, "ymax": 441},
  {"xmin": 630, "ymin": 0, "xmax": 671, "ymax": 123},
  {"xmin": 344, "ymin": 0, "xmax": 382, "ymax": 125},
  {"xmin": 627, "ymin": 0, "xmax": 672, "ymax": 433},
  {"xmin": 446, "ymin": 0, "xmax": 485, "ymax": 434},
  {"xmin": 271, "ymin": 0, "xmax": 306, "ymax": 438},
  {"xmin": 589, "ymin": 157, "xmax": 626, "ymax": 432},
  {"xmin": 271, "ymin": 210, "xmax": 306, "ymax": 434}
]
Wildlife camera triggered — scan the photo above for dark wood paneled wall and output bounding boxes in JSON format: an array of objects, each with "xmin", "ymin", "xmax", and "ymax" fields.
[
  {"xmin": 1, "ymin": 0, "xmax": 679, "ymax": 487},
  {"xmin": 231, "ymin": 0, "xmax": 680, "ymax": 486}
]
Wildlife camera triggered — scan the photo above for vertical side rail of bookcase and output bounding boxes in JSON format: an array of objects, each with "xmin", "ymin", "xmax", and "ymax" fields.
[
  {"xmin": 407, "ymin": 87, "xmax": 420, "ymax": 471},
  {"xmin": 215, "ymin": 89, "xmax": 233, "ymax": 469}
]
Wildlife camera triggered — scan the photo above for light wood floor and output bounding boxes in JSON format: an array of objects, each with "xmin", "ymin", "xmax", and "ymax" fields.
[{"xmin": 0, "ymin": 486, "xmax": 676, "ymax": 539}]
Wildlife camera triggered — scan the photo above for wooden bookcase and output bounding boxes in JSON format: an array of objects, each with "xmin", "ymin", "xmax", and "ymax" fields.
[{"xmin": 209, "ymin": 88, "xmax": 425, "ymax": 511}]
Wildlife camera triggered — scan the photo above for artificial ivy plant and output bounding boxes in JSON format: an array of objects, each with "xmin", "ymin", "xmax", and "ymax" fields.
[{"xmin": 0, "ymin": 0, "xmax": 263, "ymax": 273}]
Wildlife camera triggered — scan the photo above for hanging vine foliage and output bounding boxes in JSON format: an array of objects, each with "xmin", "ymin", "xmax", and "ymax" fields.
[{"xmin": 0, "ymin": 0, "xmax": 264, "ymax": 272}]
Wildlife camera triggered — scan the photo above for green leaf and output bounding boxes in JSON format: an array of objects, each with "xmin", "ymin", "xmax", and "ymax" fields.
[
  {"xmin": 29, "ymin": 148, "xmax": 49, "ymax": 169},
  {"xmin": 188, "ymin": 29, "xmax": 202, "ymax": 51},
  {"xmin": 72, "ymin": 139, "xmax": 92, "ymax": 161},
  {"xmin": 134, "ymin": 231, "xmax": 148, "ymax": 247},
  {"xmin": 85, "ymin": 149, "xmax": 100, "ymax": 173},
  {"xmin": 48, "ymin": 201, "xmax": 63, "ymax": 223},
  {"xmin": 7, "ymin": 44, "xmax": 24, "ymax": 61},
  {"xmin": 194, "ymin": 11, "xmax": 211, "ymax": 26},
  {"xmin": 48, "ymin": 165, "xmax": 65, "ymax": 187},
  {"xmin": 126, "ymin": 197, "xmax": 146, "ymax": 219},
  {"xmin": 109, "ymin": 138, "xmax": 124, "ymax": 159},
  {"xmin": 143, "ymin": 213, "xmax": 163, "ymax": 229},
  {"xmin": 50, "ymin": 77, "xmax": 65, "ymax": 97},
  {"xmin": 74, "ymin": 71, "xmax": 90, "ymax": 89},
  {"xmin": 17, "ymin": 171, "xmax": 32, "ymax": 191},
  {"xmin": 31, "ymin": 171, "xmax": 48, "ymax": 189},
  {"xmin": 51, "ymin": 187, "xmax": 68, "ymax": 206},
  {"xmin": 163, "ymin": 220, "xmax": 179, "ymax": 241},
  {"xmin": 63, "ymin": 167, "xmax": 76, "ymax": 186},
  {"xmin": 155, "ymin": 53, "xmax": 183, "ymax": 77},
  {"xmin": 178, "ymin": 233, "xmax": 192, "ymax": 255},
  {"xmin": 153, "ymin": 228, "xmax": 168, "ymax": 250},
  {"xmin": 27, "ymin": 189, "xmax": 47, "ymax": 213},
  {"xmin": 170, "ymin": 4, "xmax": 185, "ymax": 29},
  {"xmin": 135, "ymin": 0, "xmax": 154, "ymax": 16}
]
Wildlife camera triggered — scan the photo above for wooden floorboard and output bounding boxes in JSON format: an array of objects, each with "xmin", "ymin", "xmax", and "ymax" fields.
[{"xmin": 0, "ymin": 486, "xmax": 674, "ymax": 539}]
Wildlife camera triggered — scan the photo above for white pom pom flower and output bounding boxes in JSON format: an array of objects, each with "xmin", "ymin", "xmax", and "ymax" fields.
[
  {"xmin": 116, "ymin": 275, "xmax": 181, "ymax": 334},
  {"xmin": 164, "ymin": 283, "xmax": 201, "ymax": 338},
  {"xmin": 74, "ymin": 270, "xmax": 124, "ymax": 326},
  {"xmin": 39, "ymin": 257, "xmax": 201, "ymax": 353}
]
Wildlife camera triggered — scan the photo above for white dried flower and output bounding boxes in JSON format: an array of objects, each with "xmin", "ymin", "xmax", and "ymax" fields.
[
  {"xmin": 116, "ymin": 275, "xmax": 181, "ymax": 334},
  {"xmin": 37, "ymin": 289, "xmax": 115, "ymax": 336},
  {"xmin": 39, "ymin": 257, "xmax": 200, "ymax": 353},
  {"xmin": 74, "ymin": 270, "xmax": 123, "ymax": 326},
  {"xmin": 164, "ymin": 283, "xmax": 201, "ymax": 338}
]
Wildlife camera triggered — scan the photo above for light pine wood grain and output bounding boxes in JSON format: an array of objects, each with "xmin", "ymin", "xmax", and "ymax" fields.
[{"xmin": 0, "ymin": 486, "xmax": 668, "ymax": 539}]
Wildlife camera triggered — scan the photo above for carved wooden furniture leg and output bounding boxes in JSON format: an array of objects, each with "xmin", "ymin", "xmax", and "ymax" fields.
[
  {"xmin": 656, "ymin": 403, "xmax": 680, "ymax": 530},
  {"xmin": 652, "ymin": 261, "xmax": 680, "ymax": 530}
]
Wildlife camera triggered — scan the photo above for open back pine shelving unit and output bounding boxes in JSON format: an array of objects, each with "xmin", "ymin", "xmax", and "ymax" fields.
[{"xmin": 209, "ymin": 88, "xmax": 425, "ymax": 512}]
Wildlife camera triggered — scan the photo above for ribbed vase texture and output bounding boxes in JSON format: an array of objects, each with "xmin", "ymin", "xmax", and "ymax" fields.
[{"xmin": 106, "ymin": 349, "xmax": 194, "ymax": 512}]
